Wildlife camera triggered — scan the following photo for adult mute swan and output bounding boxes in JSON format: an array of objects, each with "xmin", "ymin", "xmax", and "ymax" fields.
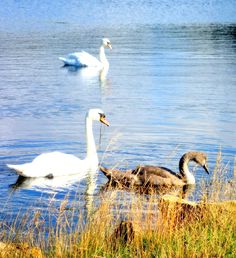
[
  {"xmin": 100, "ymin": 152, "xmax": 209, "ymax": 187},
  {"xmin": 7, "ymin": 109, "xmax": 109, "ymax": 178},
  {"xmin": 59, "ymin": 38, "xmax": 112, "ymax": 68}
]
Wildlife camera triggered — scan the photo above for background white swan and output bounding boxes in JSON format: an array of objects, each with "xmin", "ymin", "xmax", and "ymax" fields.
[
  {"xmin": 59, "ymin": 38, "xmax": 112, "ymax": 68},
  {"xmin": 7, "ymin": 109, "xmax": 109, "ymax": 178}
]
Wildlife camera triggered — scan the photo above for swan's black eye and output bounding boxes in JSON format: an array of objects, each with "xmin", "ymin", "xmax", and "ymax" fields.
[{"xmin": 99, "ymin": 113, "xmax": 105, "ymax": 118}]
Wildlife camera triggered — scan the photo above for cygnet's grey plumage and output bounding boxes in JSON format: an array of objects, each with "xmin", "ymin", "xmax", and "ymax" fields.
[{"xmin": 100, "ymin": 152, "xmax": 209, "ymax": 187}]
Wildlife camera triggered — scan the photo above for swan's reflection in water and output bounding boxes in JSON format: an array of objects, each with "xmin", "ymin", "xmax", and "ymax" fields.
[
  {"xmin": 10, "ymin": 174, "xmax": 85, "ymax": 192},
  {"xmin": 100, "ymin": 181, "xmax": 195, "ymax": 201},
  {"xmin": 9, "ymin": 168, "xmax": 195, "ymax": 230},
  {"xmin": 99, "ymin": 183, "xmax": 196, "ymax": 228},
  {"xmin": 84, "ymin": 171, "xmax": 97, "ymax": 216},
  {"xmin": 10, "ymin": 170, "xmax": 98, "ymax": 218},
  {"xmin": 61, "ymin": 65, "xmax": 111, "ymax": 96},
  {"xmin": 99, "ymin": 66, "xmax": 109, "ymax": 83},
  {"xmin": 61, "ymin": 65, "xmax": 109, "ymax": 82},
  {"xmin": 8, "ymin": 172, "xmax": 196, "ymax": 232}
]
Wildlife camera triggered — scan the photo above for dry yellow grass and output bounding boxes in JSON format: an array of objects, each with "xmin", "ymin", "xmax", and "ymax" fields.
[{"xmin": 0, "ymin": 151, "xmax": 235, "ymax": 257}]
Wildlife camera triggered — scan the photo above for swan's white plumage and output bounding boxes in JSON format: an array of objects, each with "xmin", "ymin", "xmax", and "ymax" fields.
[
  {"xmin": 59, "ymin": 51, "xmax": 102, "ymax": 67},
  {"xmin": 59, "ymin": 38, "xmax": 112, "ymax": 68},
  {"xmin": 7, "ymin": 109, "xmax": 109, "ymax": 178},
  {"xmin": 8, "ymin": 152, "xmax": 92, "ymax": 178}
]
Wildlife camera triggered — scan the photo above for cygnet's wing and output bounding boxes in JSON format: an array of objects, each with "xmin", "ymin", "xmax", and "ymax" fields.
[
  {"xmin": 132, "ymin": 165, "xmax": 179, "ymax": 178},
  {"xmin": 132, "ymin": 166, "xmax": 184, "ymax": 186}
]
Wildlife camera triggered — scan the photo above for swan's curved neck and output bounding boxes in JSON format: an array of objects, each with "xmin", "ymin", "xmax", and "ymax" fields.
[
  {"xmin": 99, "ymin": 46, "xmax": 108, "ymax": 66},
  {"xmin": 86, "ymin": 117, "xmax": 98, "ymax": 163},
  {"xmin": 179, "ymin": 154, "xmax": 195, "ymax": 184}
]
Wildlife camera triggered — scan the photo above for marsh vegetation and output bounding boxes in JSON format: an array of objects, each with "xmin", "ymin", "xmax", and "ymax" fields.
[{"xmin": 0, "ymin": 152, "xmax": 235, "ymax": 257}]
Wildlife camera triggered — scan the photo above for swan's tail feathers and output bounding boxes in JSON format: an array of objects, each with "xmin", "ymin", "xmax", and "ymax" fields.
[
  {"xmin": 7, "ymin": 164, "xmax": 22, "ymax": 171},
  {"xmin": 99, "ymin": 166, "xmax": 112, "ymax": 178},
  {"xmin": 100, "ymin": 166, "xmax": 131, "ymax": 180},
  {"xmin": 7, "ymin": 164, "xmax": 27, "ymax": 176},
  {"xmin": 59, "ymin": 57, "xmax": 68, "ymax": 64},
  {"xmin": 59, "ymin": 57, "xmax": 78, "ymax": 66}
]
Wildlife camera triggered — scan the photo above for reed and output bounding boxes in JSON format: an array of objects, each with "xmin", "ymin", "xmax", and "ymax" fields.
[{"xmin": 0, "ymin": 152, "xmax": 235, "ymax": 258}]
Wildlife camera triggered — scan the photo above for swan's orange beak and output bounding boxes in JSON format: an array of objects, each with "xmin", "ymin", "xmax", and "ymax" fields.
[{"xmin": 100, "ymin": 116, "xmax": 110, "ymax": 126}]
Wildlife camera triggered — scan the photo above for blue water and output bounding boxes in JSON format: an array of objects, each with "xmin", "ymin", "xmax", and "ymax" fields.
[
  {"xmin": 0, "ymin": 1, "xmax": 235, "ymax": 224},
  {"xmin": 0, "ymin": 0, "xmax": 235, "ymax": 30}
]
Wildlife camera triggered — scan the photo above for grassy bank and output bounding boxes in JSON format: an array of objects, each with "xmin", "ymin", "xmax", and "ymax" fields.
[{"xmin": 0, "ymin": 153, "xmax": 235, "ymax": 258}]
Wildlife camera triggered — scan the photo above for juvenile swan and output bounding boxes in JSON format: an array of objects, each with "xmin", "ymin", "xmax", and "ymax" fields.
[
  {"xmin": 7, "ymin": 109, "xmax": 109, "ymax": 178},
  {"xmin": 59, "ymin": 38, "xmax": 112, "ymax": 68},
  {"xmin": 100, "ymin": 152, "xmax": 209, "ymax": 187}
]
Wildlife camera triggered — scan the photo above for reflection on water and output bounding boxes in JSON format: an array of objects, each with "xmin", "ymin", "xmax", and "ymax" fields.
[
  {"xmin": 98, "ymin": 184, "xmax": 196, "ymax": 230},
  {"xmin": 101, "ymin": 180, "xmax": 196, "ymax": 200},
  {"xmin": 8, "ymin": 171, "xmax": 98, "ymax": 222},
  {"xmin": 0, "ymin": 22, "xmax": 235, "ymax": 224},
  {"xmin": 10, "ymin": 174, "xmax": 88, "ymax": 192},
  {"xmin": 62, "ymin": 65, "xmax": 109, "ymax": 83}
]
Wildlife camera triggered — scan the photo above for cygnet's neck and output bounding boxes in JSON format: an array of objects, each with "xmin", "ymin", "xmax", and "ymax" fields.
[
  {"xmin": 99, "ymin": 46, "xmax": 109, "ymax": 67},
  {"xmin": 86, "ymin": 117, "xmax": 98, "ymax": 164},
  {"xmin": 179, "ymin": 153, "xmax": 195, "ymax": 184}
]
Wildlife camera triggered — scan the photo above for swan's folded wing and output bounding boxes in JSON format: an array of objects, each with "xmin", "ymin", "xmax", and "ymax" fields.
[
  {"xmin": 59, "ymin": 56, "xmax": 78, "ymax": 66},
  {"xmin": 8, "ymin": 152, "xmax": 89, "ymax": 178},
  {"xmin": 31, "ymin": 151, "xmax": 86, "ymax": 176},
  {"xmin": 69, "ymin": 51, "xmax": 101, "ymax": 67}
]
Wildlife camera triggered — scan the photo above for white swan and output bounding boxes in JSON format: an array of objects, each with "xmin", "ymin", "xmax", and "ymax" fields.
[
  {"xmin": 7, "ymin": 109, "xmax": 109, "ymax": 178},
  {"xmin": 59, "ymin": 38, "xmax": 112, "ymax": 68}
]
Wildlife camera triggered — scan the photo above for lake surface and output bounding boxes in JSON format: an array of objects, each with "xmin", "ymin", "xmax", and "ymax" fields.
[{"xmin": 0, "ymin": 1, "xmax": 235, "ymax": 224}]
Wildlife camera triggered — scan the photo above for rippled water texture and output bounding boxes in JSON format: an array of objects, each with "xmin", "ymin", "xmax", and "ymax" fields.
[
  {"xmin": 0, "ymin": 1, "xmax": 235, "ymax": 221},
  {"xmin": 0, "ymin": 0, "xmax": 235, "ymax": 29}
]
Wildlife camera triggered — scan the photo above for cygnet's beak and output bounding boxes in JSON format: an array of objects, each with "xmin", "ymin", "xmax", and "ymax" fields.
[
  {"xmin": 203, "ymin": 163, "xmax": 209, "ymax": 174},
  {"xmin": 100, "ymin": 116, "xmax": 110, "ymax": 126},
  {"xmin": 108, "ymin": 43, "xmax": 112, "ymax": 50}
]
